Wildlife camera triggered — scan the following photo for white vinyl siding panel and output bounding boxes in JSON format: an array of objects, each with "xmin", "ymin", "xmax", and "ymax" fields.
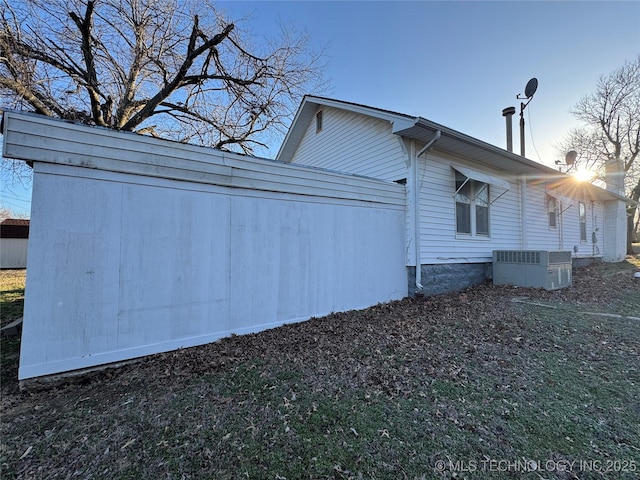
[
  {"xmin": 3, "ymin": 112, "xmax": 403, "ymax": 207},
  {"xmin": 289, "ymin": 106, "xmax": 408, "ymax": 182},
  {"xmin": 524, "ymin": 181, "xmax": 603, "ymax": 258},
  {"xmin": 417, "ymin": 152, "xmax": 522, "ymax": 264},
  {"xmin": 591, "ymin": 202, "xmax": 604, "ymax": 257},
  {"xmin": 526, "ymin": 182, "xmax": 563, "ymax": 250},
  {"xmin": 562, "ymin": 200, "xmax": 602, "ymax": 257},
  {"xmin": 4, "ymin": 112, "xmax": 408, "ymax": 380}
]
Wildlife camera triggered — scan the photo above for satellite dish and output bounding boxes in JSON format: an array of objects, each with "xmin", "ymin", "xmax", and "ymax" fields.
[
  {"xmin": 515, "ymin": 77, "xmax": 539, "ymax": 157},
  {"xmin": 565, "ymin": 150, "xmax": 577, "ymax": 165},
  {"xmin": 524, "ymin": 78, "xmax": 538, "ymax": 99}
]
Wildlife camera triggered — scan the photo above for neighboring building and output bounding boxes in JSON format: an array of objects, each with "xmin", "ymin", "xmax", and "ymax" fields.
[
  {"xmin": 277, "ymin": 96, "xmax": 633, "ymax": 295},
  {"xmin": 0, "ymin": 218, "xmax": 29, "ymax": 269}
]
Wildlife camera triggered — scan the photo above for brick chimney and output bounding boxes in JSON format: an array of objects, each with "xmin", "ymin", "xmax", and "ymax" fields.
[
  {"xmin": 603, "ymin": 157, "xmax": 627, "ymax": 262},
  {"xmin": 605, "ymin": 157, "xmax": 625, "ymax": 195}
]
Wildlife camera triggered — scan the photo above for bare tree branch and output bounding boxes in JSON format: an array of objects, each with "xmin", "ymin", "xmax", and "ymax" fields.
[
  {"xmin": 68, "ymin": 0, "xmax": 108, "ymax": 126},
  {"xmin": 0, "ymin": 76, "xmax": 60, "ymax": 117},
  {"xmin": 120, "ymin": 21, "xmax": 235, "ymax": 131},
  {"xmin": 558, "ymin": 55, "xmax": 640, "ymax": 251},
  {"xmin": 1, "ymin": 0, "xmax": 327, "ymax": 157}
]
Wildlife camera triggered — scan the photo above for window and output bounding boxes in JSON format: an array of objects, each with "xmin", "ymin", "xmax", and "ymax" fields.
[
  {"xmin": 455, "ymin": 171, "xmax": 489, "ymax": 236},
  {"xmin": 579, "ymin": 202, "xmax": 587, "ymax": 242},
  {"xmin": 455, "ymin": 173, "xmax": 472, "ymax": 234},
  {"xmin": 546, "ymin": 195, "xmax": 557, "ymax": 229},
  {"xmin": 475, "ymin": 183, "xmax": 489, "ymax": 235},
  {"xmin": 315, "ymin": 110, "xmax": 323, "ymax": 133}
]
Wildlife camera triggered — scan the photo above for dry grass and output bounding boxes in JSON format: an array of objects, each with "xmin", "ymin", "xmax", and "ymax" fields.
[{"xmin": 0, "ymin": 269, "xmax": 26, "ymax": 327}]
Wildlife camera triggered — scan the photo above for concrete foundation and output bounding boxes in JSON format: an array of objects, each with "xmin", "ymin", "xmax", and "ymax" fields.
[
  {"xmin": 408, "ymin": 263, "xmax": 490, "ymax": 296},
  {"xmin": 572, "ymin": 257, "xmax": 603, "ymax": 268}
]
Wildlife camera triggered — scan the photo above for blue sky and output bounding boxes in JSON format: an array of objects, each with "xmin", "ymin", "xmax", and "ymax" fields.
[{"xmin": 2, "ymin": 0, "xmax": 639, "ymax": 217}]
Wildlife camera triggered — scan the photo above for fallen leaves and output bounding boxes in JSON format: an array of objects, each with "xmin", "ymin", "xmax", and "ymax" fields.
[
  {"xmin": 19, "ymin": 445, "xmax": 32, "ymax": 460},
  {"xmin": 120, "ymin": 438, "xmax": 136, "ymax": 450},
  {"xmin": 1, "ymin": 259, "xmax": 639, "ymax": 478}
]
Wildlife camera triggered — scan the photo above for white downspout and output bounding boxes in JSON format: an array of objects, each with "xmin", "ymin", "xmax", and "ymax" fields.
[{"xmin": 413, "ymin": 130, "xmax": 441, "ymax": 292}]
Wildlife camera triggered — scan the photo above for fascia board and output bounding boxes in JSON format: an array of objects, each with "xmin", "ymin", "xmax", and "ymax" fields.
[{"xmin": 413, "ymin": 118, "xmax": 562, "ymax": 176}]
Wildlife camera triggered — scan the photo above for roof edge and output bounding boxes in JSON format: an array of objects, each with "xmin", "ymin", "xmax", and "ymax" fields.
[
  {"xmin": 276, "ymin": 95, "xmax": 412, "ymax": 162},
  {"xmin": 276, "ymin": 96, "xmax": 637, "ymax": 205}
]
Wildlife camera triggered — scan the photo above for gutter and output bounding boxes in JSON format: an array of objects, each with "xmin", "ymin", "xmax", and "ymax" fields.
[{"xmin": 412, "ymin": 129, "xmax": 441, "ymax": 292}]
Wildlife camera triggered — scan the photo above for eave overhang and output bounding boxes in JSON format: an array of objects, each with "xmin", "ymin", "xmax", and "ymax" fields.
[
  {"xmin": 277, "ymin": 96, "xmax": 636, "ymax": 206},
  {"xmin": 393, "ymin": 118, "xmax": 562, "ymax": 177}
]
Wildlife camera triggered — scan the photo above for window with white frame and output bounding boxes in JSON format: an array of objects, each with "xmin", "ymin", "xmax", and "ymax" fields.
[
  {"xmin": 579, "ymin": 202, "xmax": 587, "ymax": 242},
  {"xmin": 455, "ymin": 171, "xmax": 489, "ymax": 236},
  {"xmin": 315, "ymin": 110, "xmax": 323, "ymax": 133},
  {"xmin": 546, "ymin": 194, "xmax": 557, "ymax": 229}
]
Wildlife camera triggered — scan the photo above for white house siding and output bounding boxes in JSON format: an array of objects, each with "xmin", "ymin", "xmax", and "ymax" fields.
[
  {"xmin": 290, "ymin": 113, "xmax": 537, "ymax": 265},
  {"xmin": 522, "ymin": 181, "xmax": 561, "ymax": 251},
  {"xmin": 560, "ymin": 199, "xmax": 603, "ymax": 259},
  {"xmin": 0, "ymin": 238, "xmax": 28, "ymax": 268},
  {"xmin": 586, "ymin": 201, "xmax": 605, "ymax": 258},
  {"xmin": 289, "ymin": 106, "xmax": 408, "ymax": 182},
  {"xmin": 523, "ymin": 180, "xmax": 604, "ymax": 259},
  {"xmin": 288, "ymin": 106, "xmax": 414, "ymax": 266},
  {"xmin": 3, "ymin": 112, "xmax": 407, "ymax": 380},
  {"xmin": 417, "ymin": 151, "xmax": 522, "ymax": 264}
]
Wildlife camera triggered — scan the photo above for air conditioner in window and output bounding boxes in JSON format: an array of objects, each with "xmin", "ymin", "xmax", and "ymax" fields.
[{"xmin": 492, "ymin": 250, "xmax": 572, "ymax": 290}]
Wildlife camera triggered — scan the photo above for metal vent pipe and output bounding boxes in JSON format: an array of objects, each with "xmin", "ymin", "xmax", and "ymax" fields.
[{"xmin": 502, "ymin": 106, "xmax": 516, "ymax": 153}]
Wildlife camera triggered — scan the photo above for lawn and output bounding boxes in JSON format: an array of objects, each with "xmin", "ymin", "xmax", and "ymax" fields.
[
  {"xmin": 1, "ymin": 259, "xmax": 639, "ymax": 479},
  {"xmin": 0, "ymin": 270, "xmax": 25, "ymax": 390},
  {"xmin": 0, "ymin": 269, "xmax": 25, "ymax": 327}
]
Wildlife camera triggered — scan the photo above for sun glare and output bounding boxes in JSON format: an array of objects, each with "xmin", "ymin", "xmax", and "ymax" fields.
[{"xmin": 573, "ymin": 168, "xmax": 595, "ymax": 182}]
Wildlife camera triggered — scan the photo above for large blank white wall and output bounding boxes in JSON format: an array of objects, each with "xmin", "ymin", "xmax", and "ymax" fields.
[
  {"xmin": 19, "ymin": 164, "xmax": 406, "ymax": 379},
  {"xmin": 2, "ymin": 112, "xmax": 406, "ymax": 380}
]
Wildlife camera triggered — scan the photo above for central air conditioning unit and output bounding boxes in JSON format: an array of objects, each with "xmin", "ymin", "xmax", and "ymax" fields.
[{"xmin": 492, "ymin": 250, "xmax": 572, "ymax": 290}]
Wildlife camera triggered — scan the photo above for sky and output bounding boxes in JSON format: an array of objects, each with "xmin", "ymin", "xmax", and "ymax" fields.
[{"xmin": 2, "ymin": 0, "xmax": 639, "ymax": 217}]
